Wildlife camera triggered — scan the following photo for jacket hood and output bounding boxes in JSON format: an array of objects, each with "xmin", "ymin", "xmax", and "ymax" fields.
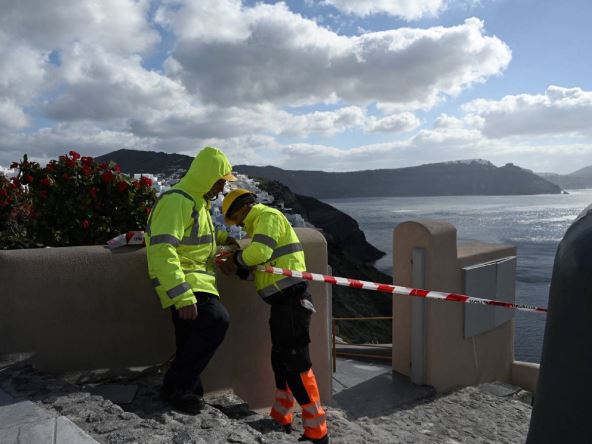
[{"xmin": 175, "ymin": 147, "xmax": 233, "ymax": 199}]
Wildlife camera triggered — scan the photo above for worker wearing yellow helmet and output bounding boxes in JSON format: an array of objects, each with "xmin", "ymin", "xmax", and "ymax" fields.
[
  {"xmin": 145, "ymin": 146, "xmax": 238, "ymax": 415},
  {"xmin": 218, "ymin": 189, "xmax": 329, "ymax": 444}
]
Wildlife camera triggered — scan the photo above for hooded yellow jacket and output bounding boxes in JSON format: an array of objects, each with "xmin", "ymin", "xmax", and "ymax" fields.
[
  {"xmin": 235, "ymin": 204, "xmax": 306, "ymax": 299},
  {"xmin": 145, "ymin": 147, "xmax": 231, "ymax": 309}
]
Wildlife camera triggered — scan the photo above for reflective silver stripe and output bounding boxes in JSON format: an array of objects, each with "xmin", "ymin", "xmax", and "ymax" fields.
[
  {"xmin": 163, "ymin": 189, "xmax": 194, "ymax": 201},
  {"xmin": 167, "ymin": 282, "xmax": 192, "ymax": 298},
  {"xmin": 152, "ymin": 278, "xmax": 160, "ymax": 287},
  {"xmin": 275, "ymin": 390, "xmax": 294, "ymax": 402},
  {"xmin": 252, "ymin": 233, "xmax": 277, "ymax": 249},
  {"xmin": 150, "ymin": 234, "xmax": 181, "ymax": 246},
  {"xmin": 271, "ymin": 400, "xmax": 292, "ymax": 416},
  {"xmin": 269, "ymin": 243, "xmax": 304, "ymax": 261},
  {"xmin": 258, "ymin": 277, "xmax": 302, "ymax": 299},
  {"xmin": 302, "ymin": 402, "xmax": 322, "ymax": 416},
  {"xmin": 303, "ymin": 415, "xmax": 326, "ymax": 428},
  {"xmin": 185, "ymin": 270, "xmax": 216, "ymax": 277},
  {"xmin": 180, "ymin": 234, "xmax": 213, "ymax": 245}
]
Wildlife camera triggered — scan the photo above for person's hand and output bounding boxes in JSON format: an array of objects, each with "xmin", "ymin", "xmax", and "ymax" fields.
[
  {"xmin": 178, "ymin": 303, "xmax": 198, "ymax": 320},
  {"xmin": 218, "ymin": 254, "xmax": 238, "ymax": 275}
]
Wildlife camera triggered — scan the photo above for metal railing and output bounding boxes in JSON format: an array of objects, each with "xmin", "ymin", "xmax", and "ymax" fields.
[{"xmin": 332, "ymin": 316, "xmax": 393, "ymax": 372}]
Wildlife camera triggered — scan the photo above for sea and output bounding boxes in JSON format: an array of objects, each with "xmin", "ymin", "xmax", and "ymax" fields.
[{"xmin": 323, "ymin": 189, "xmax": 592, "ymax": 363}]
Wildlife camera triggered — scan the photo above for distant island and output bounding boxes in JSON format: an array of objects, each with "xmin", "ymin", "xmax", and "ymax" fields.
[{"xmin": 97, "ymin": 149, "xmax": 562, "ymax": 198}]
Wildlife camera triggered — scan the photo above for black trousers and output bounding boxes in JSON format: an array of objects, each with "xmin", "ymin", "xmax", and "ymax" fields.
[
  {"xmin": 163, "ymin": 292, "xmax": 230, "ymax": 396},
  {"xmin": 268, "ymin": 283, "xmax": 314, "ymax": 405}
]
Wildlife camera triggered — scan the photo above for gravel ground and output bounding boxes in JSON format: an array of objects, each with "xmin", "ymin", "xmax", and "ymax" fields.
[{"xmin": 0, "ymin": 362, "xmax": 531, "ymax": 443}]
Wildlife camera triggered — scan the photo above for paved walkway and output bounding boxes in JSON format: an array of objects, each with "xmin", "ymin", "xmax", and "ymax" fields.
[
  {"xmin": 0, "ymin": 387, "xmax": 98, "ymax": 444},
  {"xmin": 332, "ymin": 356, "xmax": 436, "ymax": 419},
  {"xmin": 0, "ymin": 356, "xmax": 532, "ymax": 443}
]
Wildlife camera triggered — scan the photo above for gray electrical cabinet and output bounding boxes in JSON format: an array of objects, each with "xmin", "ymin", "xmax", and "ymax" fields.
[{"xmin": 462, "ymin": 256, "xmax": 516, "ymax": 338}]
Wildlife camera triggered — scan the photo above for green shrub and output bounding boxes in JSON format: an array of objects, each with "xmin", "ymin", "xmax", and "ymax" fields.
[{"xmin": 0, "ymin": 151, "xmax": 156, "ymax": 248}]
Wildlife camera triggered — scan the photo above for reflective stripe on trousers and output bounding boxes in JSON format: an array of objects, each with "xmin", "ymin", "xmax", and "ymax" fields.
[
  {"xmin": 299, "ymin": 369, "xmax": 328, "ymax": 440},
  {"xmin": 269, "ymin": 389, "xmax": 295, "ymax": 425}
]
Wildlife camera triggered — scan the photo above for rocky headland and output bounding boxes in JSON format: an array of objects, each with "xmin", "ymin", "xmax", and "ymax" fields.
[{"xmin": 253, "ymin": 178, "xmax": 393, "ymax": 344}]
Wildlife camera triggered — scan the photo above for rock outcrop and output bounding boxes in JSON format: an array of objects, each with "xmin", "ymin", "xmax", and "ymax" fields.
[{"xmin": 254, "ymin": 179, "xmax": 392, "ymax": 344}]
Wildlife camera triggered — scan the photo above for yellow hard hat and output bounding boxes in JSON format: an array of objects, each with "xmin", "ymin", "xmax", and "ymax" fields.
[{"xmin": 222, "ymin": 189, "xmax": 256, "ymax": 225}]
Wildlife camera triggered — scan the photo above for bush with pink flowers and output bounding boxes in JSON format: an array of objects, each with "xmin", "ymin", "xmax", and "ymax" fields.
[{"xmin": 0, "ymin": 151, "xmax": 156, "ymax": 248}]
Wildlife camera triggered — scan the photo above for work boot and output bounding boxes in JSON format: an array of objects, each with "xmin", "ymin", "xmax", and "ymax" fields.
[
  {"xmin": 160, "ymin": 387, "xmax": 205, "ymax": 415},
  {"xmin": 159, "ymin": 385, "xmax": 175, "ymax": 402},
  {"xmin": 170, "ymin": 392, "xmax": 205, "ymax": 415},
  {"xmin": 298, "ymin": 434, "xmax": 329, "ymax": 443}
]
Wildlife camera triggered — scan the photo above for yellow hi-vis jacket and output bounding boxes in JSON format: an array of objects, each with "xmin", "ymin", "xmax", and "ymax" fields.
[
  {"xmin": 145, "ymin": 147, "xmax": 230, "ymax": 309},
  {"xmin": 235, "ymin": 204, "xmax": 306, "ymax": 299}
]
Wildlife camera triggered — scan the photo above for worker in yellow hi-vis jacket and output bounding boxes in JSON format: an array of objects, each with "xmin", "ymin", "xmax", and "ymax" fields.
[
  {"xmin": 145, "ymin": 146, "xmax": 237, "ymax": 414},
  {"xmin": 218, "ymin": 189, "xmax": 329, "ymax": 444}
]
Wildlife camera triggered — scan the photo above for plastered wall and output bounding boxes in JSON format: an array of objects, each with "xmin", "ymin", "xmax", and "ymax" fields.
[{"xmin": 0, "ymin": 228, "xmax": 331, "ymax": 409}]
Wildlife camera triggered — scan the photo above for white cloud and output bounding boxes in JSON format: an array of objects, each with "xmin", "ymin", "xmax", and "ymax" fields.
[
  {"xmin": 6, "ymin": 1, "xmax": 587, "ymax": 175},
  {"xmin": 0, "ymin": 123, "xmax": 280, "ymax": 169},
  {"xmin": 321, "ymin": 0, "xmax": 485, "ymax": 20},
  {"xmin": 43, "ymin": 43, "xmax": 189, "ymax": 123},
  {"xmin": 0, "ymin": 0, "xmax": 158, "ymax": 55},
  {"xmin": 276, "ymin": 106, "xmax": 366, "ymax": 136},
  {"xmin": 463, "ymin": 85, "xmax": 592, "ymax": 138},
  {"xmin": 0, "ymin": 122, "xmax": 154, "ymax": 167},
  {"xmin": 277, "ymin": 126, "xmax": 592, "ymax": 173},
  {"xmin": 322, "ymin": 0, "xmax": 446, "ymax": 20},
  {"xmin": 163, "ymin": 4, "xmax": 511, "ymax": 109},
  {"xmin": 155, "ymin": 0, "xmax": 251, "ymax": 43},
  {"xmin": 366, "ymin": 112, "xmax": 420, "ymax": 132},
  {"xmin": 0, "ymin": 30, "xmax": 50, "ymax": 114},
  {"xmin": 0, "ymin": 99, "xmax": 29, "ymax": 129}
]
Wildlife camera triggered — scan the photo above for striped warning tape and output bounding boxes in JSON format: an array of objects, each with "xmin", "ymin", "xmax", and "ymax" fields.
[{"xmin": 256, "ymin": 265, "xmax": 548, "ymax": 314}]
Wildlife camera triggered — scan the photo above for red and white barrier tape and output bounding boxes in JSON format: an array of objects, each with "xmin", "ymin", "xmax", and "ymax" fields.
[
  {"xmin": 109, "ymin": 234, "xmax": 547, "ymax": 314},
  {"xmin": 256, "ymin": 265, "xmax": 548, "ymax": 314}
]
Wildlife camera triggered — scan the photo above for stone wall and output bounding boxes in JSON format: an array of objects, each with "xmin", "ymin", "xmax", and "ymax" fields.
[{"xmin": 0, "ymin": 228, "xmax": 331, "ymax": 410}]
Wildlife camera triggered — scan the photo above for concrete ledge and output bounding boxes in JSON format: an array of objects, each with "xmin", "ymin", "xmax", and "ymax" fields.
[
  {"xmin": 0, "ymin": 228, "xmax": 331, "ymax": 409},
  {"xmin": 511, "ymin": 360, "xmax": 539, "ymax": 393}
]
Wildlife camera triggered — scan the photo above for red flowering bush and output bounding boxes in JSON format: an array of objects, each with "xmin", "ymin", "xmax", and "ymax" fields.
[
  {"xmin": 0, "ymin": 151, "xmax": 156, "ymax": 248},
  {"xmin": 0, "ymin": 172, "xmax": 31, "ymax": 248}
]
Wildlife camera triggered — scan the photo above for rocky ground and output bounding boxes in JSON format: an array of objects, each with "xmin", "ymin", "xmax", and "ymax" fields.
[{"xmin": 0, "ymin": 360, "xmax": 532, "ymax": 444}]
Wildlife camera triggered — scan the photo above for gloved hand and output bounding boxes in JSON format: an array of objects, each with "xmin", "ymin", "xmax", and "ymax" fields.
[
  {"xmin": 217, "ymin": 251, "xmax": 238, "ymax": 275},
  {"xmin": 224, "ymin": 237, "xmax": 241, "ymax": 249}
]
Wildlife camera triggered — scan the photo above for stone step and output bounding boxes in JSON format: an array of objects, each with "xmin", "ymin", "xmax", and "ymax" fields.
[{"xmin": 0, "ymin": 388, "xmax": 99, "ymax": 444}]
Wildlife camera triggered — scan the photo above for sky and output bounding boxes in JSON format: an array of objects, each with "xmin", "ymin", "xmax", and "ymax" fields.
[{"xmin": 0, "ymin": 0, "xmax": 591, "ymax": 173}]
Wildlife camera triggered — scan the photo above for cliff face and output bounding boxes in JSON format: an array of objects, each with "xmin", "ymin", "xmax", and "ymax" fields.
[
  {"xmin": 235, "ymin": 160, "xmax": 562, "ymax": 198},
  {"xmin": 255, "ymin": 179, "xmax": 392, "ymax": 343},
  {"xmin": 257, "ymin": 179, "xmax": 383, "ymax": 263}
]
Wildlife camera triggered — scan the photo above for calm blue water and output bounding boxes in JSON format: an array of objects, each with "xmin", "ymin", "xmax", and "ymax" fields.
[{"xmin": 324, "ymin": 190, "xmax": 592, "ymax": 363}]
